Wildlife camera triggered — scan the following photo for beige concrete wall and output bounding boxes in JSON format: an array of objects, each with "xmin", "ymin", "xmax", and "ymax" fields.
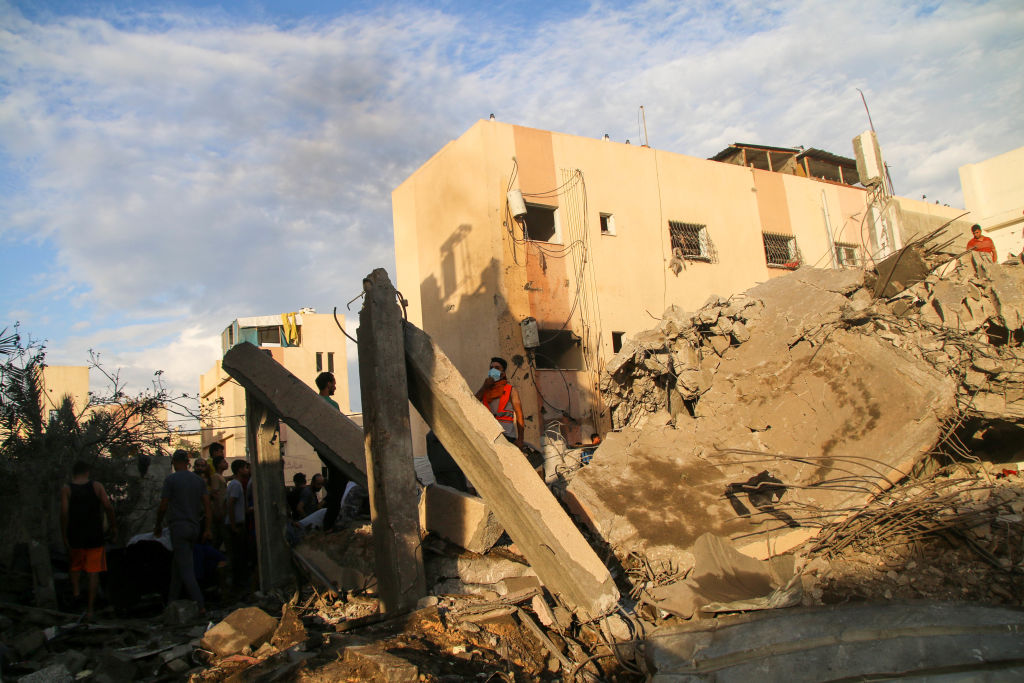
[
  {"xmin": 959, "ymin": 146, "xmax": 1024, "ymax": 262},
  {"xmin": 39, "ymin": 365, "xmax": 90, "ymax": 417},
  {"xmin": 893, "ymin": 197, "xmax": 974, "ymax": 255}
]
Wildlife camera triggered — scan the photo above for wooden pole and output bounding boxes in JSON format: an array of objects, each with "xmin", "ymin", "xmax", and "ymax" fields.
[
  {"xmin": 245, "ymin": 393, "xmax": 294, "ymax": 592},
  {"xmin": 358, "ymin": 269, "xmax": 426, "ymax": 613}
]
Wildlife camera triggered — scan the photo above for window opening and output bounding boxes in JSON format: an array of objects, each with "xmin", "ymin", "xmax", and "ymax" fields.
[
  {"xmin": 316, "ymin": 352, "xmax": 323, "ymax": 372},
  {"xmin": 763, "ymin": 232, "xmax": 801, "ymax": 268},
  {"xmin": 257, "ymin": 326, "xmax": 281, "ymax": 346},
  {"xmin": 534, "ymin": 329, "xmax": 584, "ymax": 370},
  {"xmin": 600, "ymin": 213, "xmax": 615, "ymax": 236},
  {"xmin": 327, "ymin": 352, "xmax": 335, "ymax": 373},
  {"xmin": 669, "ymin": 221, "xmax": 717, "ymax": 263},
  {"xmin": 49, "ymin": 409, "xmax": 59, "ymax": 424},
  {"xmin": 834, "ymin": 242, "xmax": 861, "ymax": 267},
  {"xmin": 523, "ymin": 204, "xmax": 558, "ymax": 243},
  {"xmin": 611, "ymin": 331, "xmax": 624, "ymax": 354}
]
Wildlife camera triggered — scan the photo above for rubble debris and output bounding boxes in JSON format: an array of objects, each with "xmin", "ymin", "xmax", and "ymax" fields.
[
  {"xmin": 200, "ymin": 606, "xmax": 279, "ymax": 658},
  {"xmin": 575, "ymin": 257, "xmax": 1024, "ymax": 564},
  {"xmin": 344, "ymin": 644, "xmax": 419, "ymax": 682},
  {"xmin": 643, "ymin": 533, "xmax": 800, "ymax": 619}
]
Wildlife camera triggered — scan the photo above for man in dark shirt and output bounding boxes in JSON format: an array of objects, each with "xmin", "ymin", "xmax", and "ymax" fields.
[
  {"xmin": 155, "ymin": 450, "xmax": 211, "ymax": 614},
  {"xmin": 61, "ymin": 461, "xmax": 116, "ymax": 620},
  {"xmin": 315, "ymin": 371, "xmax": 348, "ymax": 530}
]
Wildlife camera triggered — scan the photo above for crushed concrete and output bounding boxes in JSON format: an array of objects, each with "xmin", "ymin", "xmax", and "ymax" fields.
[{"xmin": 574, "ymin": 258, "xmax": 1024, "ymax": 563}]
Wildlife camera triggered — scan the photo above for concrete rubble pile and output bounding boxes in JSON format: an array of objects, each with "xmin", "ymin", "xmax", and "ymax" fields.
[{"xmin": 567, "ymin": 253, "xmax": 1024, "ymax": 566}]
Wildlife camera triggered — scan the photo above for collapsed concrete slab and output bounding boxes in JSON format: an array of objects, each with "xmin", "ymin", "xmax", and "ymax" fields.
[
  {"xmin": 573, "ymin": 267, "xmax": 959, "ymax": 561},
  {"xmin": 403, "ymin": 321, "xmax": 620, "ymax": 620}
]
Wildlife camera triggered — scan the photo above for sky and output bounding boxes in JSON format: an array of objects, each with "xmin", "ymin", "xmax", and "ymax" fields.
[{"xmin": 1, "ymin": 0, "xmax": 1022, "ymax": 416}]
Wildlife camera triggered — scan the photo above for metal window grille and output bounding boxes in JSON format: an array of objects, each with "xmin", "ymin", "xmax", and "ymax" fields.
[
  {"xmin": 834, "ymin": 242, "xmax": 861, "ymax": 267},
  {"xmin": 669, "ymin": 221, "xmax": 718, "ymax": 263},
  {"xmin": 763, "ymin": 232, "xmax": 801, "ymax": 268}
]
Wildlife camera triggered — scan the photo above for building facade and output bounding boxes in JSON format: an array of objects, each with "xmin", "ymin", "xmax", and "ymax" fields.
[
  {"xmin": 199, "ymin": 309, "xmax": 351, "ymax": 481},
  {"xmin": 392, "ymin": 120, "xmax": 967, "ymax": 447},
  {"xmin": 960, "ymin": 145, "xmax": 1024, "ymax": 261}
]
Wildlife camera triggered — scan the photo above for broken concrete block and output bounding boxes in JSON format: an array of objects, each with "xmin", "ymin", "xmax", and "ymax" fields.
[
  {"xmin": 531, "ymin": 595, "xmax": 556, "ymax": 626},
  {"xmin": 344, "ymin": 645, "xmax": 418, "ymax": 682},
  {"xmin": 200, "ymin": 607, "xmax": 278, "ymax": 658},
  {"xmin": 13, "ymin": 628, "xmax": 47, "ymax": 658},
  {"xmin": 499, "ymin": 575, "xmax": 542, "ymax": 596},
  {"xmin": 165, "ymin": 658, "xmax": 190, "ymax": 674},
  {"xmin": 163, "ymin": 599, "xmax": 199, "ymax": 626},
  {"xmin": 54, "ymin": 649, "xmax": 87, "ymax": 675},
  {"xmin": 427, "ymin": 554, "xmax": 535, "ymax": 587},
  {"xmin": 423, "ymin": 484, "xmax": 503, "ymax": 554},
  {"xmin": 18, "ymin": 663, "xmax": 72, "ymax": 683},
  {"xmin": 293, "ymin": 544, "xmax": 368, "ymax": 592},
  {"xmin": 271, "ymin": 604, "xmax": 307, "ymax": 650},
  {"xmin": 708, "ymin": 335, "xmax": 731, "ymax": 356}
]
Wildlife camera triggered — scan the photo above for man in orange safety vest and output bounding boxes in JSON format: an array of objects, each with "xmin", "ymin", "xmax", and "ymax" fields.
[{"xmin": 475, "ymin": 356, "xmax": 525, "ymax": 449}]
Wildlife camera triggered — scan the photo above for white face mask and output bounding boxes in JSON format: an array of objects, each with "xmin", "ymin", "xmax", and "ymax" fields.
[{"xmin": 488, "ymin": 368, "xmax": 501, "ymax": 381}]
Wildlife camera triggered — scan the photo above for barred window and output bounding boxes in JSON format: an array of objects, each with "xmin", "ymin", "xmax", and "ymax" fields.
[
  {"xmin": 668, "ymin": 221, "xmax": 717, "ymax": 263},
  {"xmin": 835, "ymin": 242, "xmax": 861, "ymax": 267},
  {"xmin": 763, "ymin": 232, "xmax": 801, "ymax": 268}
]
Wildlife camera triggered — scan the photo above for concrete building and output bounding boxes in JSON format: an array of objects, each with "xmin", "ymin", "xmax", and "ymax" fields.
[
  {"xmin": 392, "ymin": 120, "xmax": 966, "ymax": 447},
  {"xmin": 199, "ymin": 309, "xmax": 351, "ymax": 481},
  {"xmin": 39, "ymin": 365, "xmax": 169, "ymax": 452},
  {"xmin": 960, "ymin": 145, "xmax": 1024, "ymax": 261},
  {"xmin": 39, "ymin": 365, "xmax": 90, "ymax": 422}
]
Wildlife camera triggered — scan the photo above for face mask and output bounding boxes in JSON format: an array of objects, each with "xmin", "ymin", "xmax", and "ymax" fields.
[{"xmin": 488, "ymin": 368, "xmax": 501, "ymax": 381}]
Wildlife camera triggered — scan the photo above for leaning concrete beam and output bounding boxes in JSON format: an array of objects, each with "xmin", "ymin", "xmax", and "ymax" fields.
[
  {"xmin": 222, "ymin": 342, "xmax": 367, "ymax": 488},
  {"xmin": 402, "ymin": 321, "xmax": 619, "ymax": 620}
]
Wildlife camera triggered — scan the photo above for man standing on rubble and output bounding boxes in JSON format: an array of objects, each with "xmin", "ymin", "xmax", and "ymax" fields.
[
  {"xmin": 155, "ymin": 450, "xmax": 212, "ymax": 614},
  {"xmin": 476, "ymin": 357, "xmax": 525, "ymax": 449},
  {"xmin": 61, "ymin": 461, "xmax": 117, "ymax": 621},
  {"xmin": 967, "ymin": 224, "xmax": 997, "ymax": 262},
  {"xmin": 315, "ymin": 371, "xmax": 348, "ymax": 531}
]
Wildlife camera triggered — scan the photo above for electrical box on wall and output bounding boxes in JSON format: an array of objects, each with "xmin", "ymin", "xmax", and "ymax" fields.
[{"xmin": 521, "ymin": 317, "xmax": 539, "ymax": 348}]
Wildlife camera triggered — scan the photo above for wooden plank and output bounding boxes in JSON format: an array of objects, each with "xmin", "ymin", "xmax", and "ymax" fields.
[
  {"xmin": 402, "ymin": 320, "xmax": 619, "ymax": 621},
  {"xmin": 357, "ymin": 269, "xmax": 426, "ymax": 613},
  {"xmin": 245, "ymin": 393, "xmax": 293, "ymax": 592},
  {"xmin": 223, "ymin": 343, "xmax": 367, "ymax": 488}
]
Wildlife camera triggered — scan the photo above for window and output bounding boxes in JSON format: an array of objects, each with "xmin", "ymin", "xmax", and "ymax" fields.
[
  {"xmin": 49, "ymin": 409, "xmax": 59, "ymax": 424},
  {"xmin": 534, "ymin": 329, "xmax": 584, "ymax": 370},
  {"xmin": 600, "ymin": 213, "xmax": 616, "ymax": 236},
  {"xmin": 612, "ymin": 331, "xmax": 624, "ymax": 354},
  {"xmin": 669, "ymin": 221, "xmax": 717, "ymax": 262},
  {"xmin": 835, "ymin": 242, "xmax": 861, "ymax": 267},
  {"xmin": 316, "ymin": 352, "xmax": 323, "ymax": 372},
  {"xmin": 327, "ymin": 352, "xmax": 335, "ymax": 373},
  {"xmin": 523, "ymin": 204, "xmax": 559, "ymax": 242},
  {"xmin": 257, "ymin": 326, "xmax": 281, "ymax": 346},
  {"xmin": 762, "ymin": 232, "xmax": 801, "ymax": 268}
]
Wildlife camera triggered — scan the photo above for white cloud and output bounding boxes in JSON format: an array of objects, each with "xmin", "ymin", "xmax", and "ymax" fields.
[{"xmin": 1, "ymin": 0, "xmax": 1021, "ymax": 402}]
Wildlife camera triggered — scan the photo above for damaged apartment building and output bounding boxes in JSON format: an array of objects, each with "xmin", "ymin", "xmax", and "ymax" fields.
[{"xmin": 391, "ymin": 120, "xmax": 969, "ymax": 446}]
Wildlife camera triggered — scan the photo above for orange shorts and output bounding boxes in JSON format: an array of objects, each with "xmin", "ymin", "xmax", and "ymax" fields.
[{"xmin": 69, "ymin": 547, "xmax": 107, "ymax": 574}]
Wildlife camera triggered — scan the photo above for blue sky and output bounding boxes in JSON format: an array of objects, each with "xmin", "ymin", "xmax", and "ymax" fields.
[{"xmin": 1, "ymin": 0, "xmax": 1022, "ymax": 413}]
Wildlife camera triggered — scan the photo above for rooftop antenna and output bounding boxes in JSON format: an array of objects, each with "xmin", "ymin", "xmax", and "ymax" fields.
[{"xmin": 638, "ymin": 105, "xmax": 650, "ymax": 147}]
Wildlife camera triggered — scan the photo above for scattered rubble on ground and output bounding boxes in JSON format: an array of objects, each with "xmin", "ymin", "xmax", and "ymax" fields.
[{"xmin": 3, "ymin": 251, "xmax": 1023, "ymax": 681}]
